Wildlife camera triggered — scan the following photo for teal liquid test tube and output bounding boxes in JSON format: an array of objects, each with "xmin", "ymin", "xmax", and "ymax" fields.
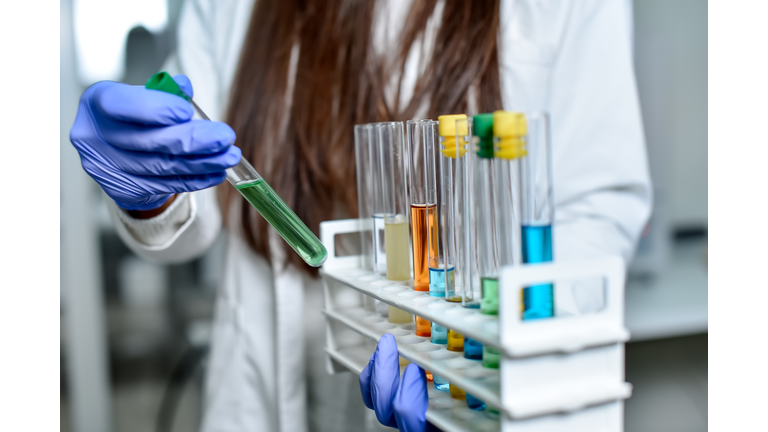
[
  {"xmin": 146, "ymin": 72, "xmax": 327, "ymax": 267},
  {"xmin": 495, "ymin": 111, "xmax": 555, "ymax": 319},
  {"xmin": 518, "ymin": 112, "xmax": 555, "ymax": 319}
]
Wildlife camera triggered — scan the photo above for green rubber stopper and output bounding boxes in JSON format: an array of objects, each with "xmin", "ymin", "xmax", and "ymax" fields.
[
  {"xmin": 473, "ymin": 113, "xmax": 494, "ymax": 159},
  {"xmin": 145, "ymin": 72, "xmax": 190, "ymax": 101}
]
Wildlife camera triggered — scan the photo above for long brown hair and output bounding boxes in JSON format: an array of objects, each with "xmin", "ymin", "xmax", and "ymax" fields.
[{"xmin": 222, "ymin": 0, "xmax": 502, "ymax": 275}]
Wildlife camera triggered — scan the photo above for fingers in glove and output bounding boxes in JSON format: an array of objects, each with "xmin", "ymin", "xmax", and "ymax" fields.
[
  {"xmin": 90, "ymin": 81, "xmax": 193, "ymax": 126},
  {"xmin": 86, "ymin": 161, "xmax": 229, "ymax": 201},
  {"xmin": 359, "ymin": 352, "xmax": 375, "ymax": 410},
  {"xmin": 394, "ymin": 364, "xmax": 428, "ymax": 432},
  {"xmin": 173, "ymin": 74, "xmax": 194, "ymax": 98},
  {"xmin": 114, "ymin": 194, "xmax": 175, "ymax": 211},
  {"xmin": 371, "ymin": 333, "xmax": 400, "ymax": 428},
  {"xmin": 87, "ymin": 141, "xmax": 242, "ymax": 176},
  {"xmin": 97, "ymin": 118, "xmax": 236, "ymax": 155}
]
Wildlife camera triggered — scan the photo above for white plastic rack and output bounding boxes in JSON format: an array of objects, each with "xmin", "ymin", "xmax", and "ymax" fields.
[{"xmin": 320, "ymin": 219, "xmax": 633, "ymax": 432}]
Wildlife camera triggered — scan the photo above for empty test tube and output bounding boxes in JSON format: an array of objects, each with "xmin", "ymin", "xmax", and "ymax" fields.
[
  {"xmin": 354, "ymin": 124, "xmax": 375, "ymax": 271},
  {"xmin": 436, "ymin": 115, "xmax": 477, "ymax": 307},
  {"xmin": 145, "ymin": 72, "xmax": 327, "ymax": 267}
]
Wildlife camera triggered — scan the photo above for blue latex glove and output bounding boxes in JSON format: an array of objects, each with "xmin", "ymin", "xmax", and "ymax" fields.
[
  {"xmin": 70, "ymin": 75, "xmax": 241, "ymax": 210},
  {"xmin": 359, "ymin": 333, "xmax": 431, "ymax": 431}
]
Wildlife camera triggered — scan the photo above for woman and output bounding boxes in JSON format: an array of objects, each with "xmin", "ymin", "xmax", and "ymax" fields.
[{"xmin": 70, "ymin": 0, "xmax": 651, "ymax": 431}]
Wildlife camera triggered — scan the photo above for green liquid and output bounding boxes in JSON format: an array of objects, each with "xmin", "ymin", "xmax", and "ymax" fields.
[
  {"xmin": 482, "ymin": 346, "xmax": 500, "ymax": 369},
  {"xmin": 480, "ymin": 277, "xmax": 498, "ymax": 315},
  {"xmin": 235, "ymin": 179, "xmax": 328, "ymax": 267}
]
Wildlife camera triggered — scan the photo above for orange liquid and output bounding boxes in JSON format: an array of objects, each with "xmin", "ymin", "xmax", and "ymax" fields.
[
  {"xmin": 416, "ymin": 316, "xmax": 431, "ymax": 337},
  {"xmin": 410, "ymin": 204, "xmax": 438, "ymax": 291},
  {"xmin": 426, "ymin": 370, "xmax": 433, "ymax": 381}
]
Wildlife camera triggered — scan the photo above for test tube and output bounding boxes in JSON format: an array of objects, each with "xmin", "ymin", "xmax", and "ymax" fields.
[
  {"xmin": 145, "ymin": 72, "xmax": 328, "ymax": 268},
  {"xmin": 424, "ymin": 121, "xmax": 453, "ymax": 299},
  {"xmin": 446, "ymin": 328, "xmax": 466, "ymax": 399},
  {"xmin": 436, "ymin": 115, "xmax": 477, "ymax": 306},
  {"xmin": 473, "ymin": 114, "xmax": 500, "ymax": 316},
  {"xmin": 357, "ymin": 123, "xmax": 388, "ymax": 317},
  {"xmin": 515, "ymin": 112, "xmax": 555, "ymax": 319},
  {"xmin": 377, "ymin": 122, "xmax": 413, "ymax": 323},
  {"xmin": 377, "ymin": 122, "xmax": 411, "ymax": 281},
  {"xmin": 354, "ymin": 124, "xmax": 374, "ymax": 272},
  {"xmin": 369, "ymin": 123, "xmax": 389, "ymax": 276},
  {"xmin": 407, "ymin": 120, "xmax": 436, "ymax": 337},
  {"xmin": 406, "ymin": 120, "xmax": 438, "ymax": 291},
  {"xmin": 472, "ymin": 114, "xmax": 502, "ymax": 369}
]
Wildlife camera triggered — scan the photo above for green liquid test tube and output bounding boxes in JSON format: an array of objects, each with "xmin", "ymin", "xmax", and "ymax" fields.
[{"xmin": 146, "ymin": 72, "xmax": 328, "ymax": 267}]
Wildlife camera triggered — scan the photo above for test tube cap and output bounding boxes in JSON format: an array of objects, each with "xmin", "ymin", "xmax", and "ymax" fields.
[
  {"xmin": 474, "ymin": 113, "xmax": 494, "ymax": 159},
  {"xmin": 493, "ymin": 110, "xmax": 527, "ymax": 137},
  {"xmin": 472, "ymin": 113, "xmax": 494, "ymax": 139},
  {"xmin": 145, "ymin": 72, "xmax": 191, "ymax": 101},
  {"xmin": 438, "ymin": 114, "xmax": 468, "ymax": 137}
]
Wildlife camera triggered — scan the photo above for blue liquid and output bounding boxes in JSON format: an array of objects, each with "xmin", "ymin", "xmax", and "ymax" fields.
[
  {"xmin": 431, "ymin": 322, "xmax": 448, "ymax": 344},
  {"xmin": 433, "ymin": 375, "xmax": 450, "ymax": 391},
  {"xmin": 522, "ymin": 225, "xmax": 554, "ymax": 320},
  {"xmin": 466, "ymin": 393, "xmax": 486, "ymax": 410},
  {"xmin": 429, "ymin": 267, "xmax": 454, "ymax": 297},
  {"xmin": 464, "ymin": 338, "xmax": 483, "ymax": 360}
]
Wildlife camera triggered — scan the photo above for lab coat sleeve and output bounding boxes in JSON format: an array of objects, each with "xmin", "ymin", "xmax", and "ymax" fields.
[
  {"xmin": 108, "ymin": 188, "xmax": 222, "ymax": 264},
  {"xmin": 107, "ymin": 0, "xmax": 230, "ymax": 264},
  {"xmin": 547, "ymin": 0, "xmax": 652, "ymax": 265}
]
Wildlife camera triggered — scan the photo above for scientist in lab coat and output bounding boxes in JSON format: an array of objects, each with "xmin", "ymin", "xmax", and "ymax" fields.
[{"xmin": 70, "ymin": 0, "xmax": 651, "ymax": 431}]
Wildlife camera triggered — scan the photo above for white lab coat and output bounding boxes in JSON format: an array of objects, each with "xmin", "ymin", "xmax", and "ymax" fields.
[{"xmin": 108, "ymin": 0, "xmax": 652, "ymax": 431}]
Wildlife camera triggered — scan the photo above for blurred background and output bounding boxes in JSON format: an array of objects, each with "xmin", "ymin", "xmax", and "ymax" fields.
[{"xmin": 60, "ymin": 0, "xmax": 707, "ymax": 431}]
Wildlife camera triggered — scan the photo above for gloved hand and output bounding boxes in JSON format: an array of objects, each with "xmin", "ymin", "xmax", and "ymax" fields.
[
  {"xmin": 70, "ymin": 75, "xmax": 241, "ymax": 211},
  {"xmin": 359, "ymin": 333, "xmax": 430, "ymax": 431}
]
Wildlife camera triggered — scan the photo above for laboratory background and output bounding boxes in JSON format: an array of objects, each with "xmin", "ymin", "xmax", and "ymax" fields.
[{"xmin": 59, "ymin": 0, "xmax": 708, "ymax": 431}]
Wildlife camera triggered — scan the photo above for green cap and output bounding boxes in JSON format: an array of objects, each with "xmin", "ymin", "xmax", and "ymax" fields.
[
  {"xmin": 473, "ymin": 113, "xmax": 494, "ymax": 159},
  {"xmin": 145, "ymin": 72, "xmax": 190, "ymax": 101}
]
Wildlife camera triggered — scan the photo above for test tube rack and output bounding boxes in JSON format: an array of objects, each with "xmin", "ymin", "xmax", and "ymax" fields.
[{"xmin": 320, "ymin": 219, "xmax": 632, "ymax": 432}]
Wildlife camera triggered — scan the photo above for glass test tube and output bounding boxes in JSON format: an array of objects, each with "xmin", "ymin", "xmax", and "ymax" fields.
[
  {"xmin": 422, "ymin": 119, "xmax": 450, "ymax": 391},
  {"xmin": 146, "ymin": 72, "xmax": 328, "ymax": 268},
  {"xmin": 456, "ymin": 118, "xmax": 481, "ymax": 308},
  {"xmin": 407, "ymin": 120, "xmax": 436, "ymax": 335},
  {"xmin": 423, "ymin": 121, "xmax": 452, "ymax": 299},
  {"xmin": 516, "ymin": 112, "xmax": 555, "ymax": 319},
  {"xmin": 406, "ymin": 120, "xmax": 438, "ymax": 292},
  {"xmin": 436, "ymin": 115, "xmax": 477, "ymax": 306},
  {"xmin": 227, "ymin": 160, "xmax": 328, "ymax": 267},
  {"xmin": 452, "ymin": 117, "xmax": 486, "ymax": 380},
  {"xmin": 447, "ymin": 328, "xmax": 466, "ymax": 399},
  {"xmin": 369, "ymin": 123, "xmax": 388, "ymax": 276},
  {"xmin": 354, "ymin": 124, "xmax": 375, "ymax": 272},
  {"xmin": 474, "ymin": 114, "xmax": 500, "ymax": 316},
  {"xmin": 377, "ymin": 122, "xmax": 411, "ymax": 281},
  {"xmin": 357, "ymin": 123, "xmax": 388, "ymax": 317},
  {"xmin": 471, "ymin": 114, "xmax": 502, "ymax": 369},
  {"xmin": 377, "ymin": 122, "xmax": 413, "ymax": 323}
]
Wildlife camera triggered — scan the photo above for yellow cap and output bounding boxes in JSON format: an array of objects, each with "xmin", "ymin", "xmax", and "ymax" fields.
[
  {"xmin": 493, "ymin": 111, "xmax": 527, "ymax": 160},
  {"xmin": 493, "ymin": 110, "xmax": 527, "ymax": 137},
  {"xmin": 438, "ymin": 114, "xmax": 468, "ymax": 137}
]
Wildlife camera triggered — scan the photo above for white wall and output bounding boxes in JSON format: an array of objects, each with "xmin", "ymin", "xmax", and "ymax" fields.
[{"xmin": 634, "ymin": 0, "xmax": 708, "ymax": 228}]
